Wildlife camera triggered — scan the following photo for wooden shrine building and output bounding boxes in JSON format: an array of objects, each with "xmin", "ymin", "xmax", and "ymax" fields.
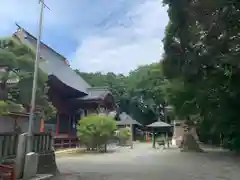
[{"xmin": 13, "ymin": 25, "xmax": 117, "ymax": 148}]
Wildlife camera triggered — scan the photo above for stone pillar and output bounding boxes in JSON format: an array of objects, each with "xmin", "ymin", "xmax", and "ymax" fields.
[
  {"xmin": 15, "ymin": 133, "xmax": 28, "ymax": 179},
  {"xmin": 23, "ymin": 152, "xmax": 39, "ymax": 180},
  {"xmin": 37, "ymin": 151, "xmax": 59, "ymax": 175}
]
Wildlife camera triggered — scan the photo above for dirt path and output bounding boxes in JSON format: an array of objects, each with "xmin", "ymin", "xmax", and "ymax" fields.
[{"xmin": 54, "ymin": 143, "xmax": 240, "ymax": 180}]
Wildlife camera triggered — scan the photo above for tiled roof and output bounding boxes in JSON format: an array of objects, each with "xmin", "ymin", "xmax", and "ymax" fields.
[
  {"xmin": 80, "ymin": 87, "xmax": 111, "ymax": 100},
  {"xmin": 147, "ymin": 121, "xmax": 172, "ymax": 128},
  {"xmin": 13, "ymin": 24, "xmax": 90, "ymax": 94},
  {"xmin": 116, "ymin": 112, "xmax": 142, "ymax": 126}
]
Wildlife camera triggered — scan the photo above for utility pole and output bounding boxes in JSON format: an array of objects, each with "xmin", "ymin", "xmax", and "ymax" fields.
[{"xmin": 27, "ymin": 0, "xmax": 50, "ymax": 153}]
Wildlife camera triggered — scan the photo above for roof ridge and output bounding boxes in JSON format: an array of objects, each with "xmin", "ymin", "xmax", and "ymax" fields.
[
  {"xmin": 87, "ymin": 86, "xmax": 109, "ymax": 90},
  {"xmin": 14, "ymin": 23, "xmax": 92, "ymax": 93},
  {"xmin": 15, "ymin": 23, "xmax": 67, "ymax": 62}
]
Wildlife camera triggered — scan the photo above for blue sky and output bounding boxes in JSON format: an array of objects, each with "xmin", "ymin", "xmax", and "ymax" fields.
[{"xmin": 0, "ymin": 0, "xmax": 168, "ymax": 74}]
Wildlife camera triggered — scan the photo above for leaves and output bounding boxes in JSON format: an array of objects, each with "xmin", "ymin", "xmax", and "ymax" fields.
[
  {"xmin": 77, "ymin": 114, "xmax": 116, "ymax": 150},
  {"xmin": 0, "ymin": 37, "xmax": 55, "ymax": 118},
  {"xmin": 76, "ymin": 63, "xmax": 168, "ymax": 125},
  {"xmin": 162, "ymin": 0, "xmax": 240, "ymax": 151}
]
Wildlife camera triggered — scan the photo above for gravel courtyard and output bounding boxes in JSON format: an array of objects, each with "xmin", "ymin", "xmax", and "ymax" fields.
[{"xmin": 55, "ymin": 143, "xmax": 240, "ymax": 180}]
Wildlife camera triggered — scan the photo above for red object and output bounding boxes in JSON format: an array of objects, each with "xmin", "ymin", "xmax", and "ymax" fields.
[
  {"xmin": 0, "ymin": 164, "xmax": 15, "ymax": 180},
  {"xmin": 40, "ymin": 119, "xmax": 44, "ymax": 132},
  {"xmin": 146, "ymin": 132, "xmax": 150, "ymax": 142}
]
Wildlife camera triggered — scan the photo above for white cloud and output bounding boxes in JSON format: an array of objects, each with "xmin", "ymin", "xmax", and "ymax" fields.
[{"xmin": 71, "ymin": 0, "xmax": 169, "ymax": 74}]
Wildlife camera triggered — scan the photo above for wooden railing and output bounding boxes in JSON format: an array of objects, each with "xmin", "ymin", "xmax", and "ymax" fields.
[
  {"xmin": 0, "ymin": 132, "xmax": 79, "ymax": 160},
  {"xmin": 32, "ymin": 133, "xmax": 53, "ymax": 153},
  {"xmin": 0, "ymin": 133, "xmax": 18, "ymax": 161},
  {"xmin": 54, "ymin": 137, "xmax": 78, "ymax": 149}
]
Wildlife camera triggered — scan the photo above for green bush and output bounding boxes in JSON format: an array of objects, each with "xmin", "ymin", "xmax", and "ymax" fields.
[
  {"xmin": 77, "ymin": 114, "xmax": 116, "ymax": 152},
  {"xmin": 0, "ymin": 100, "xmax": 24, "ymax": 115},
  {"xmin": 118, "ymin": 127, "xmax": 131, "ymax": 146}
]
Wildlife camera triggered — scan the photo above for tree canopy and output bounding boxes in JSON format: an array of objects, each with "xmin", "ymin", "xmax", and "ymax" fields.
[
  {"xmin": 0, "ymin": 38, "xmax": 56, "ymax": 119},
  {"xmin": 75, "ymin": 0, "xmax": 240, "ymax": 152},
  {"xmin": 76, "ymin": 63, "xmax": 170, "ymax": 126},
  {"xmin": 162, "ymin": 0, "xmax": 240, "ymax": 151}
]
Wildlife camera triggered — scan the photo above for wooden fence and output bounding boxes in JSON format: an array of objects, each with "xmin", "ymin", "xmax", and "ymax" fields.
[
  {"xmin": 32, "ymin": 133, "xmax": 53, "ymax": 153},
  {"xmin": 0, "ymin": 132, "xmax": 53, "ymax": 162},
  {"xmin": 54, "ymin": 136, "xmax": 78, "ymax": 149},
  {"xmin": 0, "ymin": 133, "xmax": 18, "ymax": 161}
]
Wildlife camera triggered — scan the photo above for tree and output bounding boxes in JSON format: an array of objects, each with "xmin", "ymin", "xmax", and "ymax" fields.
[
  {"xmin": 0, "ymin": 38, "xmax": 56, "ymax": 119},
  {"xmin": 162, "ymin": 0, "xmax": 240, "ymax": 151},
  {"xmin": 76, "ymin": 63, "xmax": 170, "ymax": 125},
  {"xmin": 117, "ymin": 127, "xmax": 131, "ymax": 146},
  {"xmin": 77, "ymin": 114, "xmax": 116, "ymax": 152},
  {"xmin": 127, "ymin": 63, "xmax": 169, "ymax": 123}
]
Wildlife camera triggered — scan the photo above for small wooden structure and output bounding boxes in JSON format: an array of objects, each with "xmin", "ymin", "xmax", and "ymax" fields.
[
  {"xmin": 116, "ymin": 112, "xmax": 142, "ymax": 126},
  {"xmin": 116, "ymin": 112, "xmax": 142, "ymax": 148},
  {"xmin": 147, "ymin": 121, "xmax": 172, "ymax": 148}
]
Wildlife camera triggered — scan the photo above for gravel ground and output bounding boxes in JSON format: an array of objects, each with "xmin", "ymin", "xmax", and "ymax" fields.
[{"xmin": 54, "ymin": 143, "xmax": 240, "ymax": 180}]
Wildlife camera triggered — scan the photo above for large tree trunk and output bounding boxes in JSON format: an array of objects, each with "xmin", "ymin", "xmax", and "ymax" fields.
[{"xmin": 180, "ymin": 132, "xmax": 203, "ymax": 152}]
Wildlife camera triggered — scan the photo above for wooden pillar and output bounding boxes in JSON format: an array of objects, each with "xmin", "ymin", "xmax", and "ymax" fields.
[
  {"xmin": 152, "ymin": 130, "xmax": 156, "ymax": 148},
  {"xmin": 40, "ymin": 119, "xmax": 44, "ymax": 132},
  {"xmin": 56, "ymin": 113, "xmax": 59, "ymax": 136}
]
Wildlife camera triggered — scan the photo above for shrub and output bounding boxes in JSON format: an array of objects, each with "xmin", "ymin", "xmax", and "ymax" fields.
[
  {"xmin": 117, "ymin": 127, "xmax": 131, "ymax": 146},
  {"xmin": 77, "ymin": 114, "xmax": 116, "ymax": 152}
]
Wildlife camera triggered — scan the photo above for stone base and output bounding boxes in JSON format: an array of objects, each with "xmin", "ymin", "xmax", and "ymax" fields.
[
  {"xmin": 23, "ymin": 152, "xmax": 39, "ymax": 180},
  {"xmin": 180, "ymin": 133, "xmax": 204, "ymax": 153},
  {"xmin": 37, "ymin": 151, "xmax": 59, "ymax": 175},
  {"xmin": 28, "ymin": 174, "xmax": 53, "ymax": 180}
]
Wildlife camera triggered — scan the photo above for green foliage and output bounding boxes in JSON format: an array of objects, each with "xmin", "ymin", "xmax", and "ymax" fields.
[
  {"xmin": 0, "ymin": 37, "xmax": 56, "ymax": 119},
  {"xmin": 77, "ymin": 114, "xmax": 116, "ymax": 151},
  {"xmin": 117, "ymin": 127, "xmax": 131, "ymax": 146},
  {"xmin": 162, "ymin": 0, "xmax": 240, "ymax": 151},
  {"xmin": 76, "ymin": 63, "xmax": 170, "ymax": 125},
  {"xmin": 0, "ymin": 100, "xmax": 9, "ymax": 114},
  {"xmin": 0, "ymin": 100, "xmax": 24, "ymax": 115},
  {"xmin": 127, "ymin": 63, "xmax": 169, "ymax": 118}
]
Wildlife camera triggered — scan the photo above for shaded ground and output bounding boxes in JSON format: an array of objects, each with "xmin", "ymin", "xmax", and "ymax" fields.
[{"xmin": 54, "ymin": 143, "xmax": 240, "ymax": 180}]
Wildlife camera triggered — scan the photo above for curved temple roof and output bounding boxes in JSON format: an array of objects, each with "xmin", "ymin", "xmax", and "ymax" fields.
[
  {"xmin": 147, "ymin": 121, "xmax": 172, "ymax": 128},
  {"xmin": 80, "ymin": 87, "xmax": 112, "ymax": 100},
  {"xmin": 116, "ymin": 112, "xmax": 142, "ymax": 126},
  {"xmin": 13, "ymin": 24, "xmax": 90, "ymax": 95}
]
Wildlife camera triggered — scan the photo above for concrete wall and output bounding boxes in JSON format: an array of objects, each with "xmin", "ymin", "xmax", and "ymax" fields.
[{"xmin": 0, "ymin": 116, "xmax": 40, "ymax": 133}]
